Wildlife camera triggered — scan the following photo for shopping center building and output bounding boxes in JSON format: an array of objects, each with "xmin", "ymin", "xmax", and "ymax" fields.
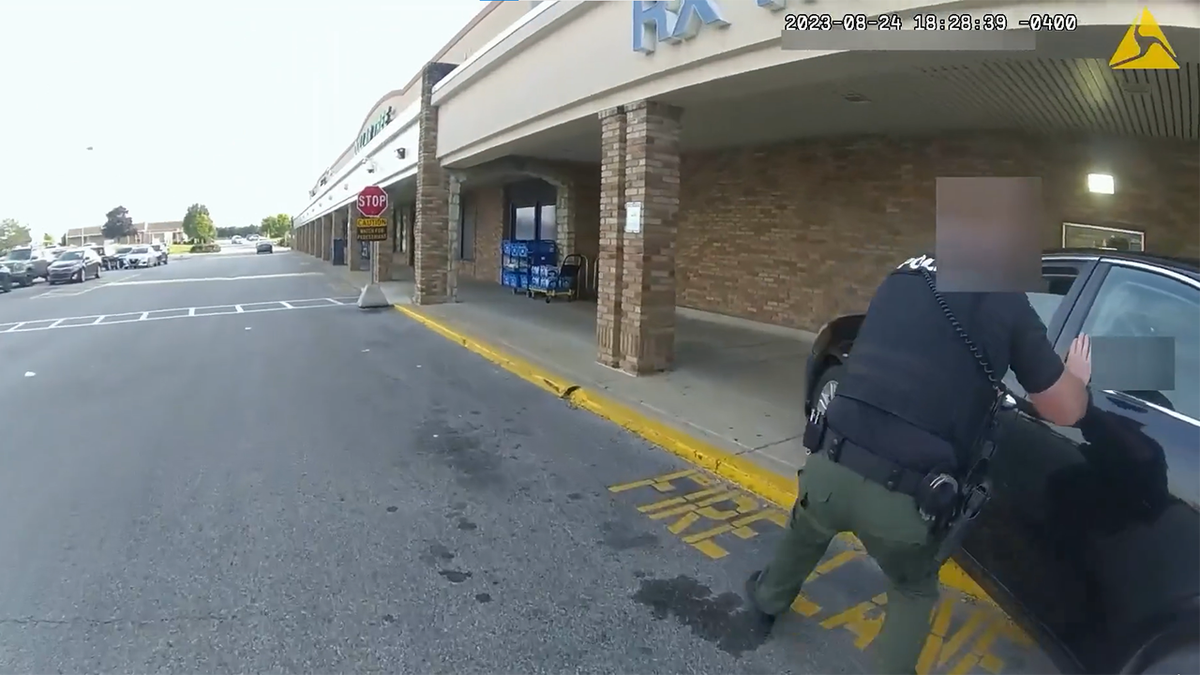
[{"xmin": 293, "ymin": 0, "xmax": 1199, "ymax": 376}]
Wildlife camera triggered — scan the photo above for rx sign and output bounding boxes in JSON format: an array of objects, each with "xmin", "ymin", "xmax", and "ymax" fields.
[{"xmin": 632, "ymin": 0, "xmax": 729, "ymax": 53}]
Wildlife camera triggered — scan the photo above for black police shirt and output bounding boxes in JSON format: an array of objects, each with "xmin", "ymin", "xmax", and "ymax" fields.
[{"xmin": 827, "ymin": 254, "xmax": 1065, "ymax": 474}]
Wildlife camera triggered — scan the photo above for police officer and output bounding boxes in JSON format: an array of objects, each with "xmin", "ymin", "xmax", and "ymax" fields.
[{"xmin": 744, "ymin": 253, "xmax": 1093, "ymax": 675}]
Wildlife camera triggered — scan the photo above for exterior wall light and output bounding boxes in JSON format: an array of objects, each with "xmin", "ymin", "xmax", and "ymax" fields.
[
  {"xmin": 1087, "ymin": 173, "xmax": 1115, "ymax": 194},
  {"xmin": 396, "ymin": 148, "xmax": 406, "ymax": 160}
]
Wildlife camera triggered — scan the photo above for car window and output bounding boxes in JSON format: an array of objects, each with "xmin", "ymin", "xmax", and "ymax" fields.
[
  {"xmin": 1080, "ymin": 264, "xmax": 1200, "ymax": 421},
  {"xmin": 1025, "ymin": 263, "xmax": 1083, "ymax": 327}
]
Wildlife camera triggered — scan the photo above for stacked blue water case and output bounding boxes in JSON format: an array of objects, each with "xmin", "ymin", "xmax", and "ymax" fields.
[
  {"xmin": 528, "ymin": 264, "xmax": 562, "ymax": 292},
  {"xmin": 500, "ymin": 239, "xmax": 557, "ymax": 292}
]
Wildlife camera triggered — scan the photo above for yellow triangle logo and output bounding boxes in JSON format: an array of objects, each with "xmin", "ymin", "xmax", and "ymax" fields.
[{"xmin": 1110, "ymin": 8, "xmax": 1180, "ymax": 70}]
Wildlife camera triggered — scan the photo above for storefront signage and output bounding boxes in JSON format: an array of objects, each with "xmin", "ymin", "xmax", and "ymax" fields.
[
  {"xmin": 632, "ymin": 0, "xmax": 729, "ymax": 53},
  {"xmin": 355, "ymin": 217, "xmax": 388, "ymax": 242},
  {"xmin": 354, "ymin": 106, "xmax": 395, "ymax": 154},
  {"xmin": 632, "ymin": 0, "xmax": 820, "ymax": 53}
]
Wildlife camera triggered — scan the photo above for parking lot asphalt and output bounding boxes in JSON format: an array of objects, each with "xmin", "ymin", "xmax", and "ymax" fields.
[{"xmin": 0, "ymin": 251, "xmax": 1056, "ymax": 673}]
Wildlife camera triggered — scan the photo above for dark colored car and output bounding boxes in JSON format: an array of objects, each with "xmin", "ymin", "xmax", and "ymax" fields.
[
  {"xmin": 256, "ymin": 241, "xmax": 273, "ymax": 254},
  {"xmin": 47, "ymin": 248, "xmax": 103, "ymax": 284},
  {"xmin": 0, "ymin": 263, "xmax": 11, "ymax": 293},
  {"xmin": 112, "ymin": 245, "xmax": 134, "ymax": 269},
  {"xmin": 804, "ymin": 250, "xmax": 1199, "ymax": 674}
]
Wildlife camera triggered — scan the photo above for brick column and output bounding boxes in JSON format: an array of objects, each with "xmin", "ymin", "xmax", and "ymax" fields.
[
  {"xmin": 412, "ymin": 62, "xmax": 457, "ymax": 305},
  {"xmin": 446, "ymin": 173, "xmax": 462, "ymax": 302},
  {"xmin": 307, "ymin": 223, "xmax": 314, "ymax": 255},
  {"xmin": 596, "ymin": 106, "xmax": 627, "ymax": 368},
  {"xmin": 347, "ymin": 203, "xmax": 364, "ymax": 271},
  {"xmin": 321, "ymin": 214, "xmax": 333, "ymax": 262},
  {"xmin": 372, "ymin": 189, "xmax": 396, "ymax": 284},
  {"xmin": 619, "ymin": 100, "xmax": 682, "ymax": 374}
]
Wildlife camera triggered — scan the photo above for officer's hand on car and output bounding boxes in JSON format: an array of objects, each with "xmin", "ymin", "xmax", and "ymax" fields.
[{"xmin": 1066, "ymin": 334, "xmax": 1092, "ymax": 385}]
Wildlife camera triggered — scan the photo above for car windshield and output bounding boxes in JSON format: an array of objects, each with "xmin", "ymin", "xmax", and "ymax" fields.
[
  {"xmin": 151, "ymin": 244, "xmax": 162, "ymax": 250},
  {"xmin": 57, "ymin": 250, "xmax": 84, "ymax": 261},
  {"xmin": 132, "ymin": 246, "xmax": 149, "ymax": 254},
  {"xmin": 6, "ymin": 249, "xmax": 32, "ymax": 261},
  {"xmin": 116, "ymin": 247, "xmax": 133, "ymax": 254}
]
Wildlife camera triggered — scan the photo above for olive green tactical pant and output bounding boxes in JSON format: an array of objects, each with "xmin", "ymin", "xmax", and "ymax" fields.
[{"xmin": 752, "ymin": 454, "xmax": 941, "ymax": 675}]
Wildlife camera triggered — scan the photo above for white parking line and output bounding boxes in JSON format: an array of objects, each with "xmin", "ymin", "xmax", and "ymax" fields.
[
  {"xmin": 0, "ymin": 296, "xmax": 361, "ymax": 335},
  {"xmin": 105, "ymin": 272, "xmax": 323, "ymax": 286}
]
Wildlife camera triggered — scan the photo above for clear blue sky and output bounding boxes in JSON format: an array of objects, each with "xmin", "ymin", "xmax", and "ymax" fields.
[{"xmin": 0, "ymin": 0, "xmax": 482, "ymax": 239}]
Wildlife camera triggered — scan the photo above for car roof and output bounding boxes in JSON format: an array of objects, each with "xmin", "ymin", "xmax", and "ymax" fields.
[{"xmin": 1044, "ymin": 248, "xmax": 1200, "ymax": 281}]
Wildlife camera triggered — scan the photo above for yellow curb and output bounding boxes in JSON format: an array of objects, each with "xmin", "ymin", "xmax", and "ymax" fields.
[{"xmin": 394, "ymin": 303, "xmax": 995, "ymax": 606}]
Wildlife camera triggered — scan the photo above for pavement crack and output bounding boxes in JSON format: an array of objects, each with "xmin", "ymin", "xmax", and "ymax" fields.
[{"xmin": 746, "ymin": 433, "xmax": 803, "ymax": 453}]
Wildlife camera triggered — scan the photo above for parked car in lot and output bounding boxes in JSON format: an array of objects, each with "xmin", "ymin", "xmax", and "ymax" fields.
[
  {"xmin": 232, "ymin": 235, "xmax": 244, "ymax": 245},
  {"xmin": 47, "ymin": 248, "xmax": 103, "ymax": 284},
  {"xmin": 804, "ymin": 250, "xmax": 1199, "ymax": 675},
  {"xmin": 150, "ymin": 242, "xmax": 169, "ymax": 265},
  {"xmin": 0, "ymin": 263, "xmax": 11, "ymax": 293},
  {"xmin": 3, "ymin": 246, "xmax": 54, "ymax": 286},
  {"xmin": 90, "ymin": 244, "xmax": 118, "ymax": 270},
  {"xmin": 124, "ymin": 245, "xmax": 159, "ymax": 268},
  {"xmin": 256, "ymin": 241, "xmax": 273, "ymax": 254},
  {"xmin": 112, "ymin": 245, "xmax": 134, "ymax": 269}
]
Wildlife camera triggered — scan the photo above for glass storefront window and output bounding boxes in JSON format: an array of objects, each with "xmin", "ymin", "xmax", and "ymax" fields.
[
  {"xmin": 514, "ymin": 206, "xmax": 537, "ymax": 240},
  {"xmin": 1062, "ymin": 222, "xmax": 1145, "ymax": 252},
  {"xmin": 539, "ymin": 205, "xmax": 556, "ymax": 243}
]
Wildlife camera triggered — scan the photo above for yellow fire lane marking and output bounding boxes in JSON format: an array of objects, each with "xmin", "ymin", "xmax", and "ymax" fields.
[{"xmin": 610, "ymin": 469, "xmax": 1043, "ymax": 675}]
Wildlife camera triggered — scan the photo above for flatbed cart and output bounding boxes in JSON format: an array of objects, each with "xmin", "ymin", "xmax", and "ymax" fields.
[{"xmin": 527, "ymin": 253, "xmax": 587, "ymax": 303}]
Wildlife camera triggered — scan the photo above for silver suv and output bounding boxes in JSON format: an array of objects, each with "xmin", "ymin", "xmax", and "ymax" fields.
[{"xmin": 3, "ymin": 246, "xmax": 54, "ymax": 286}]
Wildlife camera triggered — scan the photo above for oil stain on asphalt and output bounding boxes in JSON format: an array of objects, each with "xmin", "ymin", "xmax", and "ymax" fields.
[{"xmin": 632, "ymin": 575, "xmax": 770, "ymax": 658}]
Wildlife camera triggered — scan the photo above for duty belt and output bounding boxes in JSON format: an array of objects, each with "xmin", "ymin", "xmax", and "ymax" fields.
[{"xmin": 815, "ymin": 431, "xmax": 927, "ymax": 497}]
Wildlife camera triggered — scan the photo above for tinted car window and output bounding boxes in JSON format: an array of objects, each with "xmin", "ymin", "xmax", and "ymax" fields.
[
  {"xmin": 1080, "ymin": 264, "xmax": 1200, "ymax": 421},
  {"xmin": 1025, "ymin": 263, "xmax": 1083, "ymax": 327},
  {"xmin": 1026, "ymin": 293, "xmax": 1064, "ymax": 327}
]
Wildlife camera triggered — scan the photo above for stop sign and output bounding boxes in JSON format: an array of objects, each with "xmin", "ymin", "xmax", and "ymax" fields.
[{"xmin": 357, "ymin": 185, "xmax": 388, "ymax": 218}]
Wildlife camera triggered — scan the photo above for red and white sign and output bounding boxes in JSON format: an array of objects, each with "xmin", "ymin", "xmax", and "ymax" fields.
[{"xmin": 356, "ymin": 185, "xmax": 388, "ymax": 218}]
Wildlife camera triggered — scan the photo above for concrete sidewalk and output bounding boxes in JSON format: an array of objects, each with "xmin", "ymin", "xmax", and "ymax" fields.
[{"xmin": 331, "ymin": 270, "xmax": 813, "ymax": 478}]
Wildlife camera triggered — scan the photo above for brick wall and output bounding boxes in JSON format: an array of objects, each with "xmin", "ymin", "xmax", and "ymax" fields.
[
  {"xmin": 677, "ymin": 131, "xmax": 1200, "ymax": 331},
  {"xmin": 459, "ymin": 185, "xmax": 506, "ymax": 282}
]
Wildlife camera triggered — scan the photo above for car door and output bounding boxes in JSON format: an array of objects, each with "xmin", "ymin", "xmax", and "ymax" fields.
[
  {"xmin": 1049, "ymin": 259, "xmax": 1200, "ymax": 671},
  {"xmin": 971, "ymin": 258, "xmax": 1200, "ymax": 672},
  {"xmin": 958, "ymin": 257, "xmax": 1101, "ymax": 668}
]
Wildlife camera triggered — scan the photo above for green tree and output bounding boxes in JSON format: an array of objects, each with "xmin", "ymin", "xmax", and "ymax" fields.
[
  {"xmin": 0, "ymin": 218, "xmax": 33, "ymax": 251},
  {"xmin": 182, "ymin": 203, "xmax": 216, "ymax": 243},
  {"xmin": 102, "ymin": 206, "xmax": 137, "ymax": 240},
  {"xmin": 42, "ymin": 232, "xmax": 54, "ymax": 245},
  {"xmin": 259, "ymin": 213, "xmax": 293, "ymax": 239}
]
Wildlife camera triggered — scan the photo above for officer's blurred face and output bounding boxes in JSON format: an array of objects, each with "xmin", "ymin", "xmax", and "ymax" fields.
[{"xmin": 935, "ymin": 177, "xmax": 1043, "ymax": 293}]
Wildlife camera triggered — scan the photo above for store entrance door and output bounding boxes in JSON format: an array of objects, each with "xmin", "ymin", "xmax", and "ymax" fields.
[{"xmin": 506, "ymin": 179, "xmax": 557, "ymax": 245}]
